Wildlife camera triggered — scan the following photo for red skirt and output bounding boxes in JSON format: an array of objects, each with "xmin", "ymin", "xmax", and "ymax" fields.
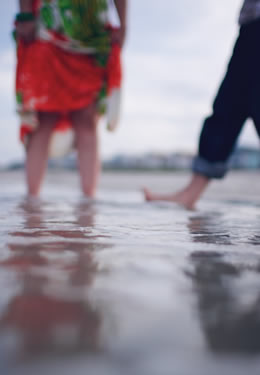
[
  {"xmin": 16, "ymin": 40, "xmax": 122, "ymax": 155},
  {"xmin": 16, "ymin": 40, "xmax": 121, "ymax": 112}
]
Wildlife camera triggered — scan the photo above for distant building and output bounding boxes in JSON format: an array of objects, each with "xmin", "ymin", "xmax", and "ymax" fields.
[
  {"xmin": 4, "ymin": 147, "xmax": 260, "ymax": 172},
  {"xmin": 230, "ymin": 147, "xmax": 260, "ymax": 169},
  {"xmin": 103, "ymin": 152, "xmax": 193, "ymax": 170},
  {"xmin": 48, "ymin": 153, "xmax": 77, "ymax": 169}
]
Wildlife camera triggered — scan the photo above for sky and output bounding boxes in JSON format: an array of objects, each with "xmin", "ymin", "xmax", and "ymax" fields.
[{"xmin": 0, "ymin": 0, "xmax": 259, "ymax": 166}]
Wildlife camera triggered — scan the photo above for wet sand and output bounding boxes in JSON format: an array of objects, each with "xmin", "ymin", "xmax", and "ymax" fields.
[{"xmin": 0, "ymin": 170, "xmax": 260, "ymax": 375}]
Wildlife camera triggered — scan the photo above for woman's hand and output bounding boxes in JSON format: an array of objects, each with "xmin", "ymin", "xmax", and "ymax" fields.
[
  {"xmin": 16, "ymin": 20, "xmax": 36, "ymax": 43},
  {"xmin": 110, "ymin": 25, "xmax": 126, "ymax": 48}
]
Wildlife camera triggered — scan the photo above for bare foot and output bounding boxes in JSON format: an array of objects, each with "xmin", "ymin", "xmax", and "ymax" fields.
[
  {"xmin": 143, "ymin": 174, "xmax": 210, "ymax": 211},
  {"xmin": 143, "ymin": 188, "xmax": 195, "ymax": 210}
]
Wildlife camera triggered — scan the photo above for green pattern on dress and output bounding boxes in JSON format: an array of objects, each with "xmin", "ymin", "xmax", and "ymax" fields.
[
  {"xmin": 16, "ymin": 92, "xmax": 23, "ymax": 105},
  {"xmin": 41, "ymin": 3, "xmax": 55, "ymax": 29},
  {"xmin": 40, "ymin": 0, "xmax": 111, "ymax": 53}
]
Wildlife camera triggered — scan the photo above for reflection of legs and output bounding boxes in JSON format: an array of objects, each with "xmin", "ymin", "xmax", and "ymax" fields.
[
  {"xmin": 71, "ymin": 104, "xmax": 99, "ymax": 197},
  {"xmin": 26, "ymin": 112, "xmax": 58, "ymax": 197},
  {"xmin": 144, "ymin": 28, "xmax": 249, "ymax": 209}
]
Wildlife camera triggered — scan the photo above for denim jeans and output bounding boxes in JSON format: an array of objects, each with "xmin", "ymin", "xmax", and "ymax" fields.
[{"xmin": 193, "ymin": 19, "xmax": 260, "ymax": 179}]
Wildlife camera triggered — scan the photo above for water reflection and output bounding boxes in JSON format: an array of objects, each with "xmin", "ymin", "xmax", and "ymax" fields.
[
  {"xmin": 188, "ymin": 213, "xmax": 260, "ymax": 354},
  {"xmin": 1, "ymin": 193, "xmax": 260, "ymax": 373},
  {"xmin": 188, "ymin": 213, "xmax": 232, "ymax": 245},
  {"xmin": 0, "ymin": 199, "xmax": 111, "ymax": 364}
]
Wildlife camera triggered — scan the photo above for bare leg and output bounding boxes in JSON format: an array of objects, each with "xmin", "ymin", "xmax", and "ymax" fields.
[
  {"xmin": 143, "ymin": 174, "xmax": 210, "ymax": 210},
  {"xmin": 71, "ymin": 104, "xmax": 100, "ymax": 198},
  {"xmin": 26, "ymin": 112, "xmax": 59, "ymax": 197}
]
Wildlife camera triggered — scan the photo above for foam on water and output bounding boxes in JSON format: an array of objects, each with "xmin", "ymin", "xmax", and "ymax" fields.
[{"xmin": 0, "ymin": 171, "xmax": 260, "ymax": 375}]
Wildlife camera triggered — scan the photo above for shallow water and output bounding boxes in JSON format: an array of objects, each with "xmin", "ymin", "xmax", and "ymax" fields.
[{"xmin": 0, "ymin": 170, "xmax": 260, "ymax": 375}]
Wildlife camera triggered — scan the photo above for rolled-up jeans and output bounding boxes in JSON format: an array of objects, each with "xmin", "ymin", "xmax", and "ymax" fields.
[{"xmin": 192, "ymin": 19, "xmax": 260, "ymax": 179}]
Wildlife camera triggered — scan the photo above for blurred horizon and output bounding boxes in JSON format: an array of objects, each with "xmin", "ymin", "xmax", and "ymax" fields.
[{"xmin": 0, "ymin": 0, "xmax": 259, "ymax": 167}]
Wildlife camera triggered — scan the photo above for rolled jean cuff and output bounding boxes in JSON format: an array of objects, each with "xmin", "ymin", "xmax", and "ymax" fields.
[{"xmin": 192, "ymin": 156, "xmax": 228, "ymax": 179}]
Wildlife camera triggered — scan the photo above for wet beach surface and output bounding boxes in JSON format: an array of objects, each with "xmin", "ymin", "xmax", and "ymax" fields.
[{"xmin": 0, "ymin": 170, "xmax": 260, "ymax": 375}]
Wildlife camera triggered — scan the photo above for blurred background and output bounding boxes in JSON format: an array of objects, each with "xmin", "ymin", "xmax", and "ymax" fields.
[
  {"xmin": 1, "ymin": 4, "xmax": 260, "ymax": 373},
  {"xmin": 0, "ymin": 0, "xmax": 259, "ymax": 168}
]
